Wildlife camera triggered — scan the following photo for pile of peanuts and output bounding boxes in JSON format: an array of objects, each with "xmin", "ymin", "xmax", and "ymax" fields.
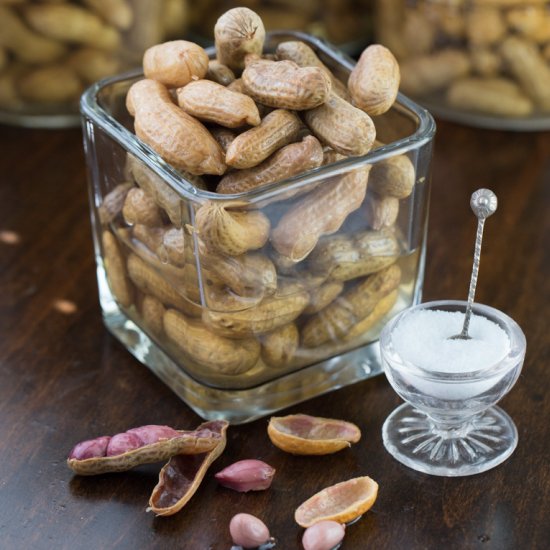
[
  {"xmin": 0, "ymin": 0, "xmax": 188, "ymax": 109},
  {"xmin": 98, "ymin": 6, "xmax": 417, "ymax": 384},
  {"xmin": 377, "ymin": 0, "xmax": 550, "ymax": 118},
  {"xmin": 189, "ymin": 0, "xmax": 372, "ymax": 48}
]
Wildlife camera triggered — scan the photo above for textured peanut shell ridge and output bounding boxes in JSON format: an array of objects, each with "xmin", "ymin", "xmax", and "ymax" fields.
[
  {"xmin": 126, "ymin": 79, "xmax": 225, "ymax": 175},
  {"xmin": 348, "ymin": 44, "xmax": 400, "ymax": 116},
  {"xmin": 164, "ymin": 309, "xmax": 260, "ymax": 374},
  {"xmin": 67, "ymin": 427, "xmax": 222, "ymax": 476},
  {"xmin": 195, "ymin": 201, "xmax": 270, "ymax": 256},
  {"xmin": 242, "ymin": 59, "xmax": 332, "ymax": 110},
  {"xmin": 176, "ymin": 79, "xmax": 260, "ymax": 128},
  {"xmin": 102, "ymin": 230, "xmax": 134, "ymax": 308},
  {"xmin": 260, "ymin": 323, "xmax": 299, "ymax": 368},
  {"xmin": 271, "ymin": 166, "xmax": 370, "ymax": 261},
  {"xmin": 301, "ymin": 263, "xmax": 402, "ymax": 347},
  {"xmin": 308, "ymin": 229, "xmax": 401, "ymax": 282},
  {"xmin": 268, "ymin": 414, "xmax": 361, "ymax": 455},
  {"xmin": 218, "ymin": 135, "xmax": 324, "ymax": 194},
  {"xmin": 149, "ymin": 420, "xmax": 229, "ymax": 516},
  {"xmin": 214, "ymin": 7, "xmax": 266, "ymax": 71},
  {"xmin": 295, "ymin": 476, "xmax": 379, "ymax": 527},
  {"xmin": 303, "ymin": 93, "xmax": 376, "ymax": 156},
  {"xmin": 143, "ymin": 40, "xmax": 209, "ymax": 88},
  {"xmin": 225, "ymin": 109, "xmax": 303, "ymax": 169},
  {"xmin": 202, "ymin": 280, "xmax": 309, "ymax": 338}
]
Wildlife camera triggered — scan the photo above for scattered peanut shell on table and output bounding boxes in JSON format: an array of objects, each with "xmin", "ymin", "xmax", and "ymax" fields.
[
  {"xmin": 302, "ymin": 521, "xmax": 346, "ymax": 550},
  {"xmin": 126, "ymin": 79, "xmax": 226, "ymax": 176},
  {"xmin": 348, "ymin": 44, "xmax": 400, "ymax": 116},
  {"xmin": 295, "ymin": 476, "xmax": 379, "ymax": 527},
  {"xmin": 176, "ymin": 80, "xmax": 260, "ymax": 128},
  {"xmin": 215, "ymin": 459, "xmax": 276, "ymax": 492},
  {"xmin": 67, "ymin": 424, "xmax": 221, "ymax": 475},
  {"xmin": 214, "ymin": 7, "xmax": 266, "ymax": 71},
  {"xmin": 148, "ymin": 420, "xmax": 228, "ymax": 516},
  {"xmin": 229, "ymin": 513, "xmax": 272, "ymax": 549},
  {"xmin": 267, "ymin": 414, "xmax": 361, "ymax": 455},
  {"xmin": 143, "ymin": 40, "xmax": 209, "ymax": 88},
  {"xmin": 242, "ymin": 58, "xmax": 331, "ymax": 110}
]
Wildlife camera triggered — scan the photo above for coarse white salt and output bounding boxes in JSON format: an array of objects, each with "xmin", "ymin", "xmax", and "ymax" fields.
[{"xmin": 392, "ymin": 309, "xmax": 511, "ymax": 373}]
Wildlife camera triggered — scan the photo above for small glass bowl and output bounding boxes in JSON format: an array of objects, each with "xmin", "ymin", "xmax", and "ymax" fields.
[{"xmin": 380, "ymin": 300, "xmax": 526, "ymax": 477}]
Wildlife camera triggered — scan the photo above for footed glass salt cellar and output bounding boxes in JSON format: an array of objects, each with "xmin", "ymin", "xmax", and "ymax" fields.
[{"xmin": 380, "ymin": 189, "xmax": 526, "ymax": 476}]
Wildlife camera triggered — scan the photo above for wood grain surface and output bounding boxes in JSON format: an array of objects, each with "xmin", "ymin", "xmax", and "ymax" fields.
[{"xmin": 0, "ymin": 121, "xmax": 548, "ymax": 550}]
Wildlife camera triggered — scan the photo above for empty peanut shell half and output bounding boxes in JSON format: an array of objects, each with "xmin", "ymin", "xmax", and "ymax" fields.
[
  {"xmin": 67, "ymin": 424, "xmax": 222, "ymax": 475},
  {"xmin": 295, "ymin": 476, "xmax": 379, "ymax": 527},
  {"xmin": 267, "ymin": 414, "xmax": 361, "ymax": 455},
  {"xmin": 148, "ymin": 420, "xmax": 229, "ymax": 516}
]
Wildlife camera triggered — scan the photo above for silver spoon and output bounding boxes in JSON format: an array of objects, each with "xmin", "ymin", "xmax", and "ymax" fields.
[{"xmin": 450, "ymin": 188, "xmax": 498, "ymax": 340}]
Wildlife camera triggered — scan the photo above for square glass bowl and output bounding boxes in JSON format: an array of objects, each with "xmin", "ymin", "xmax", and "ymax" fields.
[{"xmin": 80, "ymin": 31, "xmax": 436, "ymax": 423}]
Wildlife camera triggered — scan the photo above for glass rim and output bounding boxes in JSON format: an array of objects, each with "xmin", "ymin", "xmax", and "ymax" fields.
[
  {"xmin": 79, "ymin": 30, "xmax": 436, "ymax": 205},
  {"xmin": 380, "ymin": 300, "xmax": 527, "ymax": 381}
]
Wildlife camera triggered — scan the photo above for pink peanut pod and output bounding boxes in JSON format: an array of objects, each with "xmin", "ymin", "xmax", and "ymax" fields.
[
  {"xmin": 67, "ymin": 424, "xmax": 221, "ymax": 476},
  {"xmin": 215, "ymin": 459, "xmax": 276, "ymax": 492}
]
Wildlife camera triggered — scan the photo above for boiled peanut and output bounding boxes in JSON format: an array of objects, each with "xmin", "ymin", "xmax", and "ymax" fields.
[
  {"xmin": 308, "ymin": 229, "xmax": 401, "ymax": 282},
  {"xmin": 303, "ymin": 93, "xmax": 376, "ymax": 157},
  {"xmin": 102, "ymin": 230, "xmax": 133, "ymax": 308},
  {"xmin": 500, "ymin": 36, "xmax": 550, "ymax": 111},
  {"xmin": 302, "ymin": 264, "xmax": 401, "ymax": 347},
  {"xmin": 139, "ymin": 294, "xmax": 166, "ymax": 337},
  {"xmin": 210, "ymin": 127, "xmax": 237, "ymax": 153},
  {"xmin": 17, "ymin": 65, "xmax": 82, "ymax": 103},
  {"xmin": 217, "ymin": 135, "xmax": 324, "ymax": 194},
  {"xmin": 67, "ymin": 48, "xmax": 120, "ymax": 84},
  {"xmin": 0, "ymin": 6, "xmax": 66, "ymax": 64},
  {"xmin": 122, "ymin": 187, "xmax": 164, "ymax": 227},
  {"xmin": 304, "ymin": 281, "xmax": 344, "ymax": 315},
  {"xmin": 369, "ymin": 154, "xmax": 415, "ymax": 199},
  {"xmin": 203, "ymin": 281, "xmax": 309, "ymax": 338},
  {"xmin": 164, "ymin": 309, "xmax": 260, "ymax": 374},
  {"xmin": 447, "ymin": 77, "xmax": 534, "ymax": 117},
  {"xmin": 400, "ymin": 49, "xmax": 471, "ymax": 96},
  {"xmin": 271, "ymin": 166, "xmax": 370, "ymax": 262},
  {"xmin": 260, "ymin": 323, "xmax": 299, "ymax": 368},
  {"xmin": 126, "ymin": 79, "xmax": 226, "ymax": 175},
  {"xmin": 400, "ymin": 9, "xmax": 436, "ymax": 57},
  {"xmin": 348, "ymin": 44, "xmax": 400, "ymax": 116},
  {"xmin": 465, "ymin": 7, "xmax": 506, "ymax": 47},
  {"xmin": 344, "ymin": 288, "xmax": 398, "ymax": 341},
  {"xmin": 195, "ymin": 201, "xmax": 270, "ymax": 256},
  {"xmin": 205, "ymin": 60, "xmax": 235, "ymax": 86},
  {"xmin": 143, "ymin": 40, "xmax": 209, "ymax": 88},
  {"xmin": 159, "ymin": 227, "xmax": 187, "ymax": 267},
  {"xmin": 506, "ymin": 7, "xmax": 550, "ymax": 44},
  {"xmin": 364, "ymin": 193, "xmax": 400, "ymax": 230},
  {"xmin": 470, "ymin": 48, "xmax": 501, "ymax": 77},
  {"xmin": 225, "ymin": 109, "xmax": 302, "ymax": 169},
  {"xmin": 133, "ymin": 224, "xmax": 167, "ymax": 255},
  {"xmin": 214, "ymin": 7, "xmax": 266, "ymax": 71},
  {"xmin": 162, "ymin": 0, "xmax": 190, "ymax": 38},
  {"xmin": 200, "ymin": 247, "xmax": 277, "ymax": 298},
  {"xmin": 242, "ymin": 58, "xmax": 331, "ymax": 110},
  {"xmin": 177, "ymin": 79, "xmax": 260, "ymax": 128},
  {"xmin": 99, "ymin": 182, "xmax": 133, "ymax": 225},
  {"xmin": 83, "ymin": 0, "xmax": 133, "ymax": 31},
  {"xmin": 24, "ymin": 4, "xmax": 120, "ymax": 50},
  {"xmin": 275, "ymin": 40, "xmax": 351, "ymax": 101}
]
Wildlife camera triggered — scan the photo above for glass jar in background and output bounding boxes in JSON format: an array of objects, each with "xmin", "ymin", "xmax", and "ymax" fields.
[
  {"xmin": 0, "ymin": 0, "xmax": 190, "ymax": 128},
  {"xmin": 376, "ymin": 0, "xmax": 550, "ymax": 130},
  {"xmin": 189, "ymin": 0, "xmax": 372, "ymax": 54}
]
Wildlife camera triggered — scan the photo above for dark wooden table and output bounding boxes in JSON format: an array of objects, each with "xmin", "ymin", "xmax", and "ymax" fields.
[{"xmin": 0, "ymin": 121, "xmax": 548, "ymax": 550}]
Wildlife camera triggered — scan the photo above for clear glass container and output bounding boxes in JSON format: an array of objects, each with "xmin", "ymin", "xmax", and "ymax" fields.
[
  {"xmin": 375, "ymin": 0, "xmax": 550, "ymax": 130},
  {"xmin": 381, "ymin": 301, "xmax": 526, "ymax": 476},
  {"xmin": 81, "ymin": 31, "xmax": 435, "ymax": 424},
  {"xmin": 189, "ymin": 0, "xmax": 372, "ymax": 54},
  {"xmin": 0, "ymin": 0, "xmax": 190, "ymax": 128}
]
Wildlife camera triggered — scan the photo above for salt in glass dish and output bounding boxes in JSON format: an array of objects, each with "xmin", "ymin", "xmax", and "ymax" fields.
[{"xmin": 380, "ymin": 300, "xmax": 526, "ymax": 477}]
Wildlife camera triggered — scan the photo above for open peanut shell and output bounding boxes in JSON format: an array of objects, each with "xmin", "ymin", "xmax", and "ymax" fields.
[
  {"xmin": 295, "ymin": 476, "xmax": 379, "ymax": 527},
  {"xmin": 148, "ymin": 419, "xmax": 228, "ymax": 516},
  {"xmin": 267, "ymin": 413, "xmax": 361, "ymax": 455}
]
